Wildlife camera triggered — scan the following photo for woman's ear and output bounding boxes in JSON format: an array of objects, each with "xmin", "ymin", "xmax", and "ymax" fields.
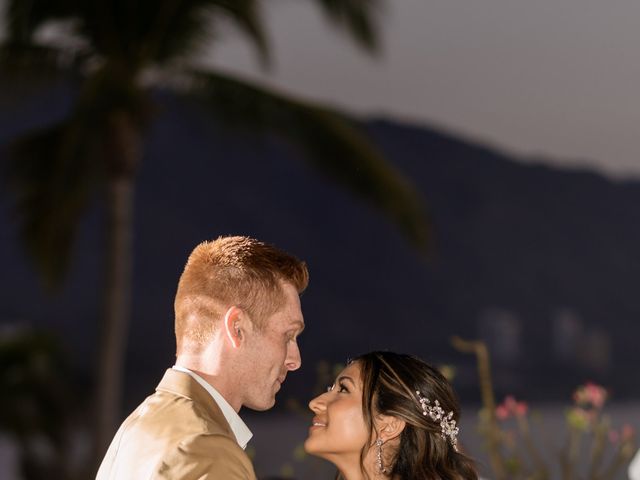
[{"xmin": 376, "ymin": 414, "xmax": 406, "ymax": 442}]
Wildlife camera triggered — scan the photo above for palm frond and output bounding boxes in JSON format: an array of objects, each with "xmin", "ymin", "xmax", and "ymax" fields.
[
  {"xmin": 0, "ymin": 42, "xmax": 81, "ymax": 77},
  {"xmin": 205, "ymin": 0, "xmax": 270, "ymax": 67},
  {"xmin": 129, "ymin": 0, "xmax": 271, "ymax": 67},
  {"xmin": 6, "ymin": 118, "xmax": 101, "ymax": 289},
  {"xmin": 6, "ymin": 0, "xmax": 78, "ymax": 43},
  {"xmin": 186, "ymin": 69, "xmax": 429, "ymax": 251},
  {"xmin": 72, "ymin": 0, "xmax": 203, "ymax": 65},
  {"xmin": 310, "ymin": 0, "xmax": 382, "ymax": 53},
  {"xmin": 138, "ymin": 0, "xmax": 270, "ymax": 67},
  {"xmin": 136, "ymin": 0, "xmax": 217, "ymax": 65}
]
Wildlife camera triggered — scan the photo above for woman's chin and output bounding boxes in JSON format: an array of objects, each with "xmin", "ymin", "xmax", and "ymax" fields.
[
  {"xmin": 303, "ymin": 437, "xmax": 317, "ymax": 455},
  {"xmin": 303, "ymin": 437, "xmax": 328, "ymax": 459}
]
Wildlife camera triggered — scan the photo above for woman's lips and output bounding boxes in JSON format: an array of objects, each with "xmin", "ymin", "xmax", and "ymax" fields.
[{"xmin": 310, "ymin": 417, "xmax": 327, "ymax": 430}]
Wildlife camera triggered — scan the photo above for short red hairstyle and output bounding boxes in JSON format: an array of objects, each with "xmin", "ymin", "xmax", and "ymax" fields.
[{"xmin": 174, "ymin": 236, "xmax": 308, "ymax": 353}]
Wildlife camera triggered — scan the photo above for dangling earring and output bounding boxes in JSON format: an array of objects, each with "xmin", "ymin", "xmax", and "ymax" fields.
[{"xmin": 376, "ymin": 438, "xmax": 386, "ymax": 474}]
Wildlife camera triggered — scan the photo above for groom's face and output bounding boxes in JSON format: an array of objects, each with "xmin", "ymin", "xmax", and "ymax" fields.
[{"xmin": 240, "ymin": 281, "xmax": 304, "ymax": 410}]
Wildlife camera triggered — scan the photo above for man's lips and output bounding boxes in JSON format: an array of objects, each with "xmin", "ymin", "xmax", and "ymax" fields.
[{"xmin": 273, "ymin": 375, "xmax": 286, "ymax": 391}]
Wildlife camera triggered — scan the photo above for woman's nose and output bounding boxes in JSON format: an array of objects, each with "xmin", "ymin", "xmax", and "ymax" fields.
[{"xmin": 309, "ymin": 393, "xmax": 326, "ymax": 413}]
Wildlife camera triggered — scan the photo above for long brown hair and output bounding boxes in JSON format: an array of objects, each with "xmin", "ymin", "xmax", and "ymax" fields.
[{"xmin": 347, "ymin": 351, "xmax": 478, "ymax": 480}]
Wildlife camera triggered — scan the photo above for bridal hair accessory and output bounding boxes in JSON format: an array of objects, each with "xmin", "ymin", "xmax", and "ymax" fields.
[
  {"xmin": 415, "ymin": 390, "xmax": 459, "ymax": 451},
  {"xmin": 375, "ymin": 438, "xmax": 387, "ymax": 473}
]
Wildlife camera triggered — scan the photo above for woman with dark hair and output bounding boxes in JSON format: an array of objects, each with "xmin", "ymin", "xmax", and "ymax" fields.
[{"xmin": 304, "ymin": 351, "xmax": 478, "ymax": 480}]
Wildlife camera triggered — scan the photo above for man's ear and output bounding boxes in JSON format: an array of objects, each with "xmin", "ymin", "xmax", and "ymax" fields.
[
  {"xmin": 376, "ymin": 414, "xmax": 406, "ymax": 442},
  {"xmin": 224, "ymin": 306, "xmax": 244, "ymax": 348}
]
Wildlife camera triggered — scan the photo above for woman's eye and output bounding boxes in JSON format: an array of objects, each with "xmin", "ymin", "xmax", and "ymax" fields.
[{"xmin": 338, "ymin": 383, "xmax": 349, "ymax": 393}]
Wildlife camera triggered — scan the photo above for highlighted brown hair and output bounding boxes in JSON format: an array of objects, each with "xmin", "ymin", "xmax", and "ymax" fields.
[
  {"xmin": 174, "ymin": 236, "xmax": 308, "ymax": 353},
  {"xmin": 348, "ymin": 351, "xmax": 478, "ymax": 480}
]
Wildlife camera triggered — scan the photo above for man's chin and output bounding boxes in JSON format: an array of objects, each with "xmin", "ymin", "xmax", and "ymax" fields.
[{"xmin": 245, "ymin": 397, "xmax": 276, "ymax": 412}]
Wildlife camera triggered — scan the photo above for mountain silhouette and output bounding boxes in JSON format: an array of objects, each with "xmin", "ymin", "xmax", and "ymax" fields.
[{"xmin": 2, "ymin": 86, "xmax": 639, "ymax": 410}]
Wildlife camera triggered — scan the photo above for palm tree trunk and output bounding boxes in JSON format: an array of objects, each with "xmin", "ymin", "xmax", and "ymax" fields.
[{"xmin": 93, "ymin": 173, "xmax": 135, "ymax": 468}]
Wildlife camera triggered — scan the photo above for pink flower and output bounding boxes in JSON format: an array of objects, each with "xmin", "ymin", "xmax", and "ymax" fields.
[
  {"xmin": 496, "ymin": 405, "xmax": 510, "ymax": 420},
  {"xmin": 573, "ymin": 382, "xmax": 607, "ymax": 409},
  {"xmin": 585, "ymin": 383, "xmax": 607, "ymax": 408},
  {"xmin": 609, "ymin": 430, "xmax": 619, "ymax": 444},
  {"xmin": 496, "ymin": 395, "xmax": 529, "ymax": 420},
  {"xmin": 621, "ymin": 424, "xmax": 635, "ymax": 442},
  {"xmin": 608, "ymin": 425, "xmax": 635, "ymax": 444},
  {"xmin": 514, "ymin": 401, "xmax": 529, "ymax": 418}
]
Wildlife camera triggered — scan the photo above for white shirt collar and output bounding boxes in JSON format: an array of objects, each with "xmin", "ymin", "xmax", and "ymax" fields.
[{"xmin": 171, "ymin": 365, "xmax": 253, "ymax": 449}]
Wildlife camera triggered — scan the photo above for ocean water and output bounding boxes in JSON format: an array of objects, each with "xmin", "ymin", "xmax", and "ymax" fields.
[
  {"xmin": 245, "ymin": 402, "xmax": 640, "ymax": 480},
  {"xmin": 0, "ymin": 403, "xmax": 638, "ymax": 479}
]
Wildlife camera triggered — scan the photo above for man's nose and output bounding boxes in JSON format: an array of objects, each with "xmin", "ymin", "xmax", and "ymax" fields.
[{"xmin": 285, "ymin": 340, "xmax": 301, "ymax": 371}]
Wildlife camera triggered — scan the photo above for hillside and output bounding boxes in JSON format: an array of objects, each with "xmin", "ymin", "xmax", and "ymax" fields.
[{"xmin": 2, "ymin": 88, "xmax": 639, "ymax": 408}]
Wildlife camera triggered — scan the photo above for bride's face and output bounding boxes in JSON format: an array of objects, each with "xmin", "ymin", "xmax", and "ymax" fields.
[{"xmin": 304, "ymin": 362, "xmax": 370, "ymax": 462}]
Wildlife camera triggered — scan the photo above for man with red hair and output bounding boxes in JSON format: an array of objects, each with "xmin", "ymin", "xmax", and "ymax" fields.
[{"xmin": 97, "ymin": 236, "xmax": 309, "ymax": 479}]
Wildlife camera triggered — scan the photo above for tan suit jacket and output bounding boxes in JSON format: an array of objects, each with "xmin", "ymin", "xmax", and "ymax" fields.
[{"xmin": 96, "ymin": 369, "xmax": 257, "ymax": 480}]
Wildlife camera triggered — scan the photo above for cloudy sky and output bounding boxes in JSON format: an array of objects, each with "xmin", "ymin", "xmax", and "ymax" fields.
[
  {"xmin": 205, "ymin": 0, "xmax": 640, "ymax": 179},
  {"xmin": 1, "ymin": 0, "xmax": 637, "ymax": 178}
]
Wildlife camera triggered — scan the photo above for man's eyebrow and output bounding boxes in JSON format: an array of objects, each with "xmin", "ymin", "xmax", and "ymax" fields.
[{"xmin": 290, "ymin": 321, "xmax": 305, "ymax": 334}]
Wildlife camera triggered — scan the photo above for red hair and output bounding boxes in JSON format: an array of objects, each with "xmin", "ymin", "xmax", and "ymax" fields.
[{"xmin": 174, "ymin": 236, "xmax": 308, "ymax": 353}]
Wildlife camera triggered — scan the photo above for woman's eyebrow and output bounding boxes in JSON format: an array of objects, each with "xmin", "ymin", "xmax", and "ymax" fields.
[{"xmin": 336, "ymin": 375, "xmax": 356, "ymax": 386}]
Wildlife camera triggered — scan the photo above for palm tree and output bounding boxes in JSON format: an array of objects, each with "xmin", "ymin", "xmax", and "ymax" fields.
[
  {"xmin": 1, "ymin": 0, "xmax": 428, "ymax": 466},
  {"xmin": 0, "ymin": 328, "xmax": 76, "ymax": 480}
]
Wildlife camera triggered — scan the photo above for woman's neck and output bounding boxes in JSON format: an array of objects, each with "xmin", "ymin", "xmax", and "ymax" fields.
[
  {"xmin": 338, "ymin": 467, "xmax": 365, "ymax": 480},
  {"xmin": 336, "ymin": 459, "xmax": 381, "ymax": 480}
]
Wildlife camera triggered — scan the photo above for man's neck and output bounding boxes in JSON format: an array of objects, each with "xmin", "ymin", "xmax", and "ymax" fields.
[{"xmin": 174, "ymin": 356, "xmax": 241, "ymax": 412}]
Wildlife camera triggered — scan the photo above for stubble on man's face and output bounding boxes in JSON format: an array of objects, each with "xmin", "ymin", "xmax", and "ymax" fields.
[{"xmin": 240, "ymin": 283, "xmax": 304, "ymax": 411}]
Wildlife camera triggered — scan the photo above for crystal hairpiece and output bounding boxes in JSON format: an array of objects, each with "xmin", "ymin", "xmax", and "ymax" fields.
[{"xmin": 415, "ymin": 390, "xmax": 459, "ymax": 451}]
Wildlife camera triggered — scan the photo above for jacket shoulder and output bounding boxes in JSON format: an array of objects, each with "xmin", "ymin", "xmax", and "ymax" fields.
[{"xmin": 156, "ymin": 433, "xmax": 257, "ymax": 480}]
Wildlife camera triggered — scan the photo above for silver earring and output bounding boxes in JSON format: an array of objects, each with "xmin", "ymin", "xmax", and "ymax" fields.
[{"xmin": 376, "ymin": 438, "xmax": 386, "ymax": 473}]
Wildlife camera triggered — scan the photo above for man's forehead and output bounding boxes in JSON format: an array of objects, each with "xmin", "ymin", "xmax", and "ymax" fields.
[
  {"xmin": 267, "ymin": 309, "xmax": 304, "ymax": 331},
  {"xmin": 281, "ymin": 292, "xmax": 304, "ymax": 329}
]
